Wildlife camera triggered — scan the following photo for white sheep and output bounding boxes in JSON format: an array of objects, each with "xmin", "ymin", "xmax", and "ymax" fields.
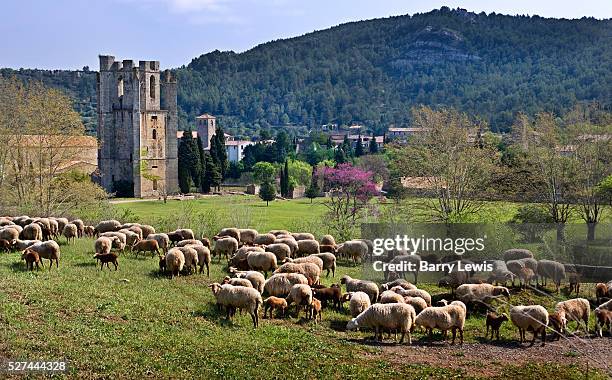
[
  {"xmin": 380, "ymin": 279, "xmax": 417, "ymax": 291},
  {"xmin": 147, "ymin": 233, "xmax": 170, "ymax": 254},
  {"xmin": 176, "ymin": 228, "xmax": 195, "ymax": 240},
  {"xmin": 217, "ymin": 227, "xmax": 241, "ymax": 242},
  {"xmin": 13, "ymin": 239, "xmax": 41, "ymax": 251},
  {"xmin": 290, "ymin": 255, "xmax": 324, "ymax": 271},
  {"xmin": 403, "ymin": 296, "xmax": 428, "ymax": 314},
  {"xmin": 213, "ymin": 236, "xmax": 239, "ymax": 261},
  {"xmin": 70, "ymin": 219, "xmax": 85, "ymax": 238},
  {"xmin": 340, "ymin": 275, "xmax": 379, "ymax": 303},
  {"xmin": 94, "ymin": 236, "xmax": 113, "ymax": 255},
  {"xmin": 336, "ymin": 240, "xmax": 368, "ymax": 263},
  {"xmin": 265, "ymin": 243, "xmax": 292, "ymax": 261},
  {"xmin": 414, "ymin": 301, "xmax": 466, "ymax": 345},
  {"xmin": 95, "ymin": 220, "xmax": 121, "ymax": 234},
  {"xmin": 536, "ymin": 259, "xmax": 565, "ymax": 293},
  {"xmin": 263, "ymin": 273, "xmax": 309, "ymax": 297},
  {"xmin": 455, "ymin": 283, "xmax": 510, "ymax": 306},
  {"xmin": 254, "ymin": 233, "xmax": 276, "ymax": 245},
  {"xmin": 296, "ymin": 239, "xmax": 320, "ymax": 257},
  {"xmin": 275, "ymin": 237, "xmax": 298, "ymax": 256},
  {"xmin": 238, "ymin": 228, "xmax": 258, "ymax": 245},
  {"xmin": 286, "ymin": 284, "xmax": 313, "ymax": 319},
  {"xmin": 291, "ymin": 232, "xmax": 315, "ymax": 241},
  {"xmin": 223, "ymin": 276, "xmax": 253, "ymax": 288},
  {"xmin": 347, "ymin": 303, "xmax": 416, "ymax": 344},
  {"xmin": 320, "ymin": 234, "xmax": 336, "ymax": 246},
  {"xmin": 231, "ymin": 270, "xmax": 266, "ymax": 293},
  {"xmin": 187, "ymin": 244, "xmax": 211, "ymax": 276},
  {"xmin": 247, "ymin": 251, "xmax": 278, "ymax": 277},
  {"xmin": 165, "ymin": 248, "xmax": 185, "ymax": 278},
  {"xmin": 379, "ymin": 290, "xmax": 405, "ymax": 304},
  {"xmin": 274, "ymin": 262, "xmax": 321, "ymax": 285},
  {"xmin": 510, "ymin": 305, "xmax": 549, "ymax": 346},
  {"xmin": 23, "ymin": 240, "xmax": 60, "ymax": 269},
  {"xmin": 553, "ymin": 298, "xmax": 590, "ymax": 334},
  {"xmin": 209, "ymin": 283, "xmax": 262, "ymax": 328},
  {"xmin": 177, "ymin": 246, "xmax": 199, "ymax": 274},
  {"xmin": 139, "ymin": 224, "xmax": 155, "ymax": 239},
  {"xmin": 390, "ymin": 287, "xmax": 432, "ymax": 307},
  {"xmin": 0, "ymin": 226, "xmax": 20, "ymax": 241},
  {"xmin": 346, "ymin": 291, "xmax": 372, "ymax": 317},
  {"xmin": 118, "ymin": 229, "xmax": 141, "ymax": 248},
  {"xmin": 22, "ymin": 223, "xmax": 43, "ymax": 241},
  {"xmin": 176, "ymin": 239, "xmax": 203, "ymax": 247}
]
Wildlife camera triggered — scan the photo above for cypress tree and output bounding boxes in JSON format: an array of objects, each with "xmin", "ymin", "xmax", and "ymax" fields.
[
  {"xmin": 354, "ymin": 134, "xmax": 364, "ymax": 157},
  {"xmin": 178, "ymin": 134, "xmax": 193, "ymax": 193},
  {"xmin": 334, "ymin": 147, "xmax": 347, "ymax": 164},
  {"xmin": 369, "ymin": 133, "xmax": 379, "ymax": 154}
]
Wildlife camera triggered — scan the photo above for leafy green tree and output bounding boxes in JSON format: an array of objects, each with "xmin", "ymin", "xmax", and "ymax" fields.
[
  {"xmin": 253, "ymin": 162, "xmax": 276, "ymax": 183},
  {"xmin": 202, "ymin": 152, "xmax": 222, "ymax": 193},
  {"xmin": 227, "ymin": 161, "xmax": 243, "ymax": 179},
  {"xmin": 259, "ymin": 181, "xmax": 276, "ymax": 206},
  {"xmin": 305, "ymin": 178, "xmax": 320, "ymax": 203}
]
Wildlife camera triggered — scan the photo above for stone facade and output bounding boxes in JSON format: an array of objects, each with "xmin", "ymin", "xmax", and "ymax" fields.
[
  {"xmin": 97, "ymin": 55, "xmax": 178, "ymax": 197},
  {"xmin": 196, "ymin": 114, "xmax": 216, "ymax": 150}
]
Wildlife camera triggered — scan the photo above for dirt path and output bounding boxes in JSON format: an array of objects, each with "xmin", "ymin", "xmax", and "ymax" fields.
[{"xmin": 364, "ymin": 336, "xmax": 611, "ymax": 377}]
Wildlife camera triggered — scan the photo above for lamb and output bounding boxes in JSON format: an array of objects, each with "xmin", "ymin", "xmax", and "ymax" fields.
[
  {"xmin": 290, "ymin": 255, "xmax": 324, "ymax": 271},
  {"xmin": 265, "ymin": 243, "xmax": 292, "ymax": 261},
  {"xmin": 414, "ymin": 301, "xmax": 466, "ymax": 345},
  {"xmin": 71, "ymin": 219, "xmax": 85, "ymax": 238},
  {"xmin": 536, "ymin": 259, "xmax": 566, "ymax": 293},
  {"xmin": 455, "ymin": 284, "xmax": 510, "ymax": 306},
  {"xmin": 222, "ymin": 276, "xmax": 253, "ymax": 288},
  {"xmin": 402, "ymin": 296, "xmax": 428, "ymax": 314},
  {"xmin": 147, "ymin": 233, "xmax": 170, "ymax": 254},
  {"xmin": 209, "ymin": 283, "xmax": 262, "ymax": 328},
  {"xmin": 340, "ymin": 275, "xmax": 379, "ymax": 303},
  {"xmin": 237, "ymin": 228, "xmax": 258, "ymax": 245},
  {"xmin": 263, "ymin": 273, "xmax": 309, "ymax": 297},
  {"xmin": 296, "ymin": 239, "xmax": 320, "ymax": 257},
  {"xmin": 254, "ymin": 233, "xmax": 276, "ymax": 245},
  {"xmin": 0, "ymin": 238, "xmax": 12, "ymax": 252},
  {"xmin": 21, "ymin": 249, "xmax": 41, "ymax": 271},
  {"xmin": 347, "ymin": 303, "xmax": 416, "ymax": 344},
  {"xmin": 506, "ymin": 258, "xmax": 538, "ymax": 287},
  {"xmin": 100, "ymin": 232, "xmax": 127, "ymax": 250},
  {"xmin": 247, "ymin": 251, "xmax": 278, "ymax": 277},
  {"xmin": 509, "ymin": 305, "xmax": 549, "ymax": 346},
  {"xmin": 231, "ymin": 270, "xmax": 265, "ymax": 293},
  {"xmin": 553, "ymin": 298, "xmax": 590, "ymax": 334},
  {"xmin": 177, "ymin": 246, "xmax": 199, "ymax": 274},
  {"xmin": 217, "ymin": 228, "xmax": 241, "ymax": 242},
  {"xmin": 594, "ymin": 308, "xmax": 612, "ymax": 337},
  {"xmin": 309, "ymin": 298, "xmax": 323, "ymax": 323},
  {"xmin": 336, "ymin": 240, "xmax": 368, "ymax": 264},
  {"xmin": 176, "ymin": 239, "xmax": 203, "ymax": 247},
  {"xmin": 379, "ymin": 290, "xmax": 405, "ymax": 304},
  {"xmin": 22, "ymin": 223, "xmax": 43, "ymax": 241},
  {"xmin": 485, "ymin": 312, "xmax": 509, "ymax": 340},
  {"xmin": 186, "ymin": 244, "xmax": 211, "ymax": 276},
  {"xmin": 291, "ymin": 232, "xmax": 315, "ymax": 241},
  {"xmin": 390, "ymin": 287, "xmax": 432, "ymax": 307},
  {"xmin": 213, "ymin": 237, "xmax": 239, "ymax": 261},
  {"xmin": 84, "ymin": 225, "xmax": 95, "ymax": 237},
  {"xmin": 94, "ymin": 236, "xmax": 114, "ymax": 255},
  {"xmin": 263, "ymin": 296, "xmax": 287, "ymax": 319},
  {"xmin": 23, "ymin": 240, "xmax": 60, "ymax": 269},
  {"xmin": 345, "ymin": 291, "xmax": 371, "ymax": 317},
  {"xmin": 311, "ymin": 284, "xmax": 342, "ymax": 310},
  {"xmin": 274, "ymin": 262, "xmax": 321, "ymax": 285},
  {"xmin": 320, "ymin": 234, "xmax": 336, "ymax": 246},
  {"xmin": 380, "ymin": 279, "xmax": 417, "ymax": 291},
  {"xmin": 164, "ymin": 249, "xmax": 185, "ymax": 278},
  {"xmin": 94, "ymin": 220, "xmax": 121, "ymax": 234},
  {"xmin": 132, "ymin": 239, "xmax": 161, "ymax": 257},
  {"xmin": 311, "ymin": 252, "xmax": 337, "ymax": 277},
  {"xmin": 285, "ymin": 284, "xmax": 313, "ymax": 319},
  {"xmin": 93, "ymin": 252, "xmax": 119, "ymax": 271},
  {"xmin": 503, "ymin": 248, "xmax": 534, "ymax": 261}
]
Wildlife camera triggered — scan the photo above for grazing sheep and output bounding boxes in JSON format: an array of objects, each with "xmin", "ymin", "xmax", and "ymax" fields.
[
  {"xmin": 341, "ymin": 275, "xmax": 379, "ymax": 303},
  {"xmin": 263, "ymin": 296, "xmax": 287, "ymax": 319},
  {"xmin": 510, "ymin": 305, "xmax": 549, "ymax": 346},
  {"xmin": 310, "ymin": 298, "xmax": 323, "ymax": 323},
  {"xmin": 176, "ymin": 228, "xmax": 195, "ymax": 240},
  {"xmin": 177, "ymin": 247, "xmax": 199, "ymax": 274},
  {"xmin": 595, "ymin": 283, "xmax": 609, "ymax": 304},
  {"xmin": 132, "ymin": 239, "xmax": 161, "ymax": 257},
  {"xmin": 139, "ymin": 225, "xmax": 155, "ymax": 239},
  {"xmin": 247, "ymin": 251, "xmax": 278, "ymax": 277},
  {"xmin": 231, "ymin": 270, "xmax": 265, "ymax": 293},
  {"xmin": 536, "ymin": 259, "xmax": 566, "ymax": 293},
  {"xmin": 222, "ymin": 276, "xmax": 253, "ymax": 288},
  {"xmin": 100, "ymin": 232, "xmax": 127, "ymax": 250},
  {"xmin": 263, "ymin": 273, "xmax": 309, "ymax": 297},
  {"xmin": 94, "ymin": 236, "xmax": 114, "ymax": 255},
  {"xmin": 165, "ymin": 249, "xmax": 185, "ymax": 278},
  {"xmin": 486, "ymin": 312, "xmax": 509, "ymax": 340},
  {"xmin": 93, "ymin": 252, "xmax": 119, "ymax": 271},
  {"xmin": 414, "ymin": 301, "xmax": 466, "ymax": 345},
  {"xmin": 187, "ymin": 244, "xmax": 211, "ymax": 276},
  {"xmin": 336, "ymin": 240, "xmax": 368, "ymax": 264},
  {"xmin": 438, "ymin": 270, "xmax": 473, "ymax": 293},
  {"xmin": 84, "ymin": 225, "xmax": 95, "ymax": 237},
  {"xmin": 290, "ymin": 255, "xmax": 324, "ymax": 271},
  {"xmin": 217, "ymin": 228, "xmax": 241, "ymax": 242},
  {"xmin": 518, "ymin": 267, "xmax": 536, "ymax": 289},
  {"xmin": 209, "ymin": 283, "xmax": 262, "ymax": 328},
  {"xmin": 402, "ymin": 296, "xmax": 428, "ymax": 314},
  {"xmin": 379, "ymin": 290, "xmax": 405, "ymax": 304},
  {"xmin": 390, "ymin": 287, "xmax": 432, "ymax": 307},
  {"xmin": 0, "ymin": 238, "xmax": 12, "ymax": 252},
  {"xmin": 265, "ymin": 243, "xmax": 292, "ymax": 261},
  {"xmin": 22, "ymin": 223, "xmax": 43, "ymax": 241},
  {"xmin": 296, "ymin": 239, "xmax": 320, "ymax": 257},
  {"xmin": 118, "ymin": 229, "xmax": 140, "ymax": 248},
  {"xmin": 254, "ymin": 233, "xmax": 276, "ymax": 245},
  {"xmin": 48, "ymin": 219, "xmax": 59, "ymax": 238},
  {"xmin": 13, "ymin": 239, "xmax": 41, "ymax": 251},
  {"xmin": 347, "ymin": 303, "xmax": 416, "ymax": 344},
  {"xmin": 286, "ymin": 284, "xmax": 313, "ymax": 319},
  {"xmin": 381, "ymin": 279, "xmax": 417, "ymax": 291},
  {"xmin": 0, "ymin": 227, "xmax": 20, "ymax": 242},
  {"xmin": 312, "ymin": 252, "xmax": 337, "ymax": 277},
  {"xmin": 346, "ymin": 291, "xmax": 371, "ymax": 317},
  {"xmin": 147, "ymin": 233, "xmax": 170, "ymax": 254},
  {"xmin": 275, "ymin": 237, "xmax": 298, "ymax": 256},
  {"xmin": 486, "ymin": 260, "xmax": 515, "ymax": 286},
  {"xmin": 455, "ymin": 284, "xmax": 510, "ymax": 306},
  {"xmin": 506, "ymin": 258, "xmax": 538, "ymax": 287},
  {"xmin": 238, "ymin": 229, "xmax": 258, "ymax": 245},
  {"xmin": 385, "ymin": 254, "xmax": 421, "ymax": 284},
  {"xmin": 311, "ymin": 284, "xmax": 342, "ymax": 310},
  {"xmin": 167, "ymin": 231, "xmax": 183, "ymax": 246},
  {"xmin": 553, "ymin": 298, "xmax": 590, "ymax": 334},
  {"xmin": 24, "ymin": 240, "xmax": 60, "ymax": 269},
  {"xmin": 275, "ymin": 262, "xmax": 321, "ymax": 285},
  {"xmin": 21, "ymin": 250, "xmax": 41, "ymax": 271},
  {"xmin": 567, "ymin": 272, "xmax": 581, "ymax": 296},
  {"xmin": 594, "ymin": 309, "xmax": 612, "ymax": 337},
  {"xmin": 503, "ymin": 248, "xmax": 534, "ymax": 261},
  {"xmin": 230, "ymin": 246, "xmax": 265, "ymax": 269},
  {"xmin": 291, "ymin": 232, "xmax": 315, "ymax": 241},
  {"xmin": 320, "ymin": 234, "xmax": 336, "ymax": 246},
  {"xmin": 53, "ymin": 217, "xmax": 68, "ymax": 233},
  {"xmin": 269, "ymin": 229, "xmax": 290, "ymax": 236},
  {"xmin": 176, "ymin": 239, "xmax": 203, "ymax": 247},
  {"xmin": 95, "ymin": 220, "xmax": 121, "ymax": 234},
  {"xmin": 213, "ymin": 237, "xmax": 239, "ymax": 261},
  {"xmin": 71, "ymin": 219, "xmax": 85, "ymax": 238}
]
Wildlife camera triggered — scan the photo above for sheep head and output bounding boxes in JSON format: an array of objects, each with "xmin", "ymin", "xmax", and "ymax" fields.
[
  {"xmin": 494, "ymin": 286, "xmax": 511, "ymax": 298},
  {"xmin": 346, "ymin": 318, "xmax": 359, "ymax": 331}
]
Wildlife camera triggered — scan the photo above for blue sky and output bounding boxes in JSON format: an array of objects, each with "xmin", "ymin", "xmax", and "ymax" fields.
[{"xmin": 2, "ymin": 0, "xmax": 610, "ymax": 70}]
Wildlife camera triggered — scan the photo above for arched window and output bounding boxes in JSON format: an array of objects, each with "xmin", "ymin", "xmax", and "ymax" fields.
[
  {"xmin": 152, "ymin": 179, "xmax": 158, "ymax": 191},
  {"xmin": 117, "ymin": 76, "xmax": 124, "ymax": 97},
  {"xmin": 152, "ymin": 129, "xmax": 157, "ymax": 140},
  {"xmin": 150, "ymin": 75, "xmax": 156, "ymax": 99}
]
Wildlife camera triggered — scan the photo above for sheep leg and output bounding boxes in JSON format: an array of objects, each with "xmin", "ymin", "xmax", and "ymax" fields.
[
  {"xmin": 486, "ymin": 324, "xmax": 489, "ymax": 339},
  {"xmin": 459, "ymin": 328, "xmax": 463, "ymax": 345},
  {"xmin": 114, "ymin": 261, "xmax": 118, "ymax": 271},
  {"xmin": 451, "ymin": 328, "xmax": 456, "ymax": 345},
  {"xmin": 529, "ymin": 330, "xmax": 537, "ymax": 347}
]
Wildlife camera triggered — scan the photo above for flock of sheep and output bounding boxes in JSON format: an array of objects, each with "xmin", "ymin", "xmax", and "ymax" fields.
[{"xmin": 1, "ymin": 215, "xmax": 611, "ymax": 347}]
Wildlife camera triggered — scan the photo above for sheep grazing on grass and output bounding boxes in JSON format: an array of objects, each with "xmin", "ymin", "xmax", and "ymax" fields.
[
  {"xmin": 231, "ymin": 270, "xmax": 266, "ymax": 293},
  {"xmin": 0, "ymin": 238, "xmax": 12, "ymax": 252},
  {"xmin": 506, "ymin": 258, "xmax": 538, "ymax": 287},
  {"xmin": 95, "ymin": 220, "xmax": 121, "ymax": 235},
  {"xmin": 187, "ymin": 244, "xmax": 211, "ymax": 276},
  {"xmin": 238, "ymin": 229, "xmax": 258, "ymax": 245},
  {"xmin": 346, "ymin": 291, "xmax": 371, "ymax": 317},
  {"xmin": 275, "ymin": 262, "xmax": 321, "ymax": 285},
  {"xmin": 222, "ymin": 276, "xmax": 253, "ymax": 288},
  {"xmin": 536, "ymin": 259, "xmax": 566, "ymax": 293},
  {"xmin": 176, "ymin": 239, "xmax": 203, "ymax": 247},
  {"xmin": 291, "ymin": 232, "xmax": 315, "ymax": 241},
  {"xmin": 312, "ymin": 253, "xmax": 337, "ymax": 277},
  {"xmin": 269, "ymin": 229, "xmax": 290, "ymax": 237},
  {"xmin": 595, "ymin": 283, "xmax": 611, "ymax": 304},
  {"xmin": 517, "ymin": 267, "xmax": 536, "ymax": 289},
  {"xmin": 167, "ymin": 231, "xmax": 183, "ymax": 246},
  {"xmin": 379, "ymin": 290, "xmax": 405, "ymax": 304},
  {"xmin": 336, "ymin": 240, "xmax": 368, "ymax": 264},
  {"xmin": 254, "ymin": 233, "xmax": 276, "ymax": 246},
  {"xmin": 24, "ymin": 240, "xmax": 60, "ymax": 269},
  {"xmin": 310, "ymin": 298, "xmax": 323, "ymax": 323},
  {"xmin": 286, "ymin": 284, "xmax": 313, "ymax": 319},
  {"xmin": 47, "ymin": 219, "xmax": 59, "ymax": 238},
  {"xmin": 139, "ymin": 225, "xmax": 155, "ymax": 239},
  {"xmin": 390, "ymin": 287, "xmax": 432, "ymax": 307},
  {"xmin": 177, "ymin": 247, "xmax": 199, "ymax": 275},
  {"xmin": 127, "ymin": 225, "xmax": 143, "ymax": 239},
  {"xmin": 263, "ymin": 296, "xmax": 287, "ymax": 319},
  {"xmin": 100, "ymin": 232, "xmax": 127, "ymax": 251},
  {"xmin": 71, "ymin": 219, "xmax": 85, "ymax": 238},
  {"xmin": 296, "ymin": 239, "xmax": 320, "ymax": 257},
  {"xmin": 165, "ymin": 249, "xmax": 185, "ymax": 278},
  {"xmin": 503, "ymin": 248, "xmax": 534, "ymax": 261},
  {"xmin": 263, "ymin": 273, "xmax": 309, "ymax": 297},
  {"xmin": 403, "ymin": 296, "xmax": 428, "ymax": 314},
  {"xmin": 13, "ymin": 239, "xmax": 41, "ymax": 251},
  {"xmin": 118, "ymin": 229, "xmax": 141, "ymax": 248},
  {"xmin": 455, "ymin": 284, "xmax": 510, "ymax": 307},
  {"xmin": 132, "ymin": 239, "xmax": 161, "ymax": 257},
  {"xmin": 567, "ymin": 273, "xmax": 581, "ymax": 296},
  {"xmin": 93, "ymin": 252, "xmax": 119, "ymax": 271},
  {"xmin": 0, "ymin": 227, "xmax": 20, "ymax": 242},
  {"xmin": 552, "ymin": 298, "xmax": 590, "ymax": 335},
  {"xmin": 94, "ymin": 236, "xmax": 115, "ymax": 256},
  {"xmin": 176, "ymin": 228, "xmax": 195, "ymax": 240},
  {"xmin": 341, "ymin": 275, "xmax": 379, "ymax": 304},
  {"xmin": 21, "ymin": 250, "xmax": 41, "ymax": 271},
  {"xmin": 380, "ymin": 279, "xmax": 416, "ymax": 291},
  {"xmin": 414, "ymin": 301, "xmax": 466, "ymax": 345},
  {"xmin": 84, "ymin": 226, "xmax": 95, "ymax": 238},
  {"xmin": 217, "ymin": 228, "xmax": 241, "ymax": 242},
  {"xmin": 276, "ymin": 237, "xmax": 298, "ymax": 256},
  {"xmin": 147, "ymin": 233, "xmax": 170, "ymax": 254},
  {"xmin": 510, "ymin": 305, "xmax": 549, "ymax": 346},
  {"xmin": 265, "ymin": 243, "xmax": 292, "ymax": 261},
  {"xmin": 486, "ymin": 260, "xmax": 515, "ymax": 286},
  {"xmin": 594, "ymin": 309, "xmax": 612, "ymax": 337},
  {"xmin": 290, "ymin": 255, "xmax": 324, "ymax": 271},
  {"xmin": 209, "ymin": 283, "xmax": 262, "ymax": 328},
  {"xmin": 320, "ymin": 234, "xmax": 336, "ymax": 246},
  {"xmin": 22, "ymin": 223, "xmax": 43, "ymax": 241},
  {"xmin": 247, "ymin": 251, "xmax": 277, "ymax": 277},
  {"xmin": 213, "ymin": 237, "xmax": 239, "ymax": 261},
  {"xmin": 347, "ymin": 303, "xmax": 417, "ymax": 345},
  {"xmin": 311, "ymin": 284, "xmax": 342, "ymax": 310},
  {"xmin": 485, "ymin": 312, "xmax": 509, "ymax": 340},
  {"xmin": 35, "ymin": 219, "xmax": 52, "ymax": 241}
]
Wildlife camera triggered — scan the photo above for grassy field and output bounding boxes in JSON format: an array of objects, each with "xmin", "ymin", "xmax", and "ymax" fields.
[{"xmin": 0, "ymin": 236, "xmax": 609, "ymax": 379}]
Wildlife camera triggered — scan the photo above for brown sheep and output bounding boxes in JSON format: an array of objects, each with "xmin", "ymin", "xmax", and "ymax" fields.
[
  {"xmin": 21, "ymin": 250, "xmax": 41, "ymax": 271},
  {"xmin": 594, "ymin": 309, "xmax": 612, "ymax": 337},
  {"xmin": 93, "ymin": 252, "xmax": 119, "ymax": 271},
  {"xmin": 311, "ymin": 285, "xmax": 342, "ymax": 310},
  {"xmin": 84, "ymin": 226, "xmax": 95, "ymax": 238},
  {"xmin": 595, "ymin": 283, "xmax": 608, "ymax": 304},
  {"xmin": 0, "ymin": 238, "xmax": 12, "ymax": 252},
  {"xmin": 132, "ymin": 239, "xmax": 160, "ymax": 257},
  {"xmin": 263, "ymin": 296, "xmax": 288, "ymax": 319},
  {"xmin": 309, "ymin": 298, "xmax": 322, "ymax": 323},
  {"xmin": 485, "ymin": 312, "xmax": 508, "ymax": 340}
]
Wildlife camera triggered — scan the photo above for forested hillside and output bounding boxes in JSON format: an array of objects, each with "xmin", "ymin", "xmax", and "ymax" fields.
[{"xmin": 2, "ymin": 7, "xmax": 610, "ymax": 136}]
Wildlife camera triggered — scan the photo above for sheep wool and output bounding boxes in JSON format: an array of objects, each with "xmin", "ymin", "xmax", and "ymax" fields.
[
  {"xmin": 341, "ymin": 275, "xmax": 379, "ymax": 304},
  {"xmin": 347, "ymin": 303, "xmax": 416, "ymax": 344}
]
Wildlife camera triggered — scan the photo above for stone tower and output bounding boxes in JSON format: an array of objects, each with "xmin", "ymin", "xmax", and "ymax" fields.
[
  {"xmin": 97, "ymin": 55, "xmax": 178, "ymax": 197},
  {"xmin": 196, "ymin": 114, "xmax": 216, "ymax": 150}
]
